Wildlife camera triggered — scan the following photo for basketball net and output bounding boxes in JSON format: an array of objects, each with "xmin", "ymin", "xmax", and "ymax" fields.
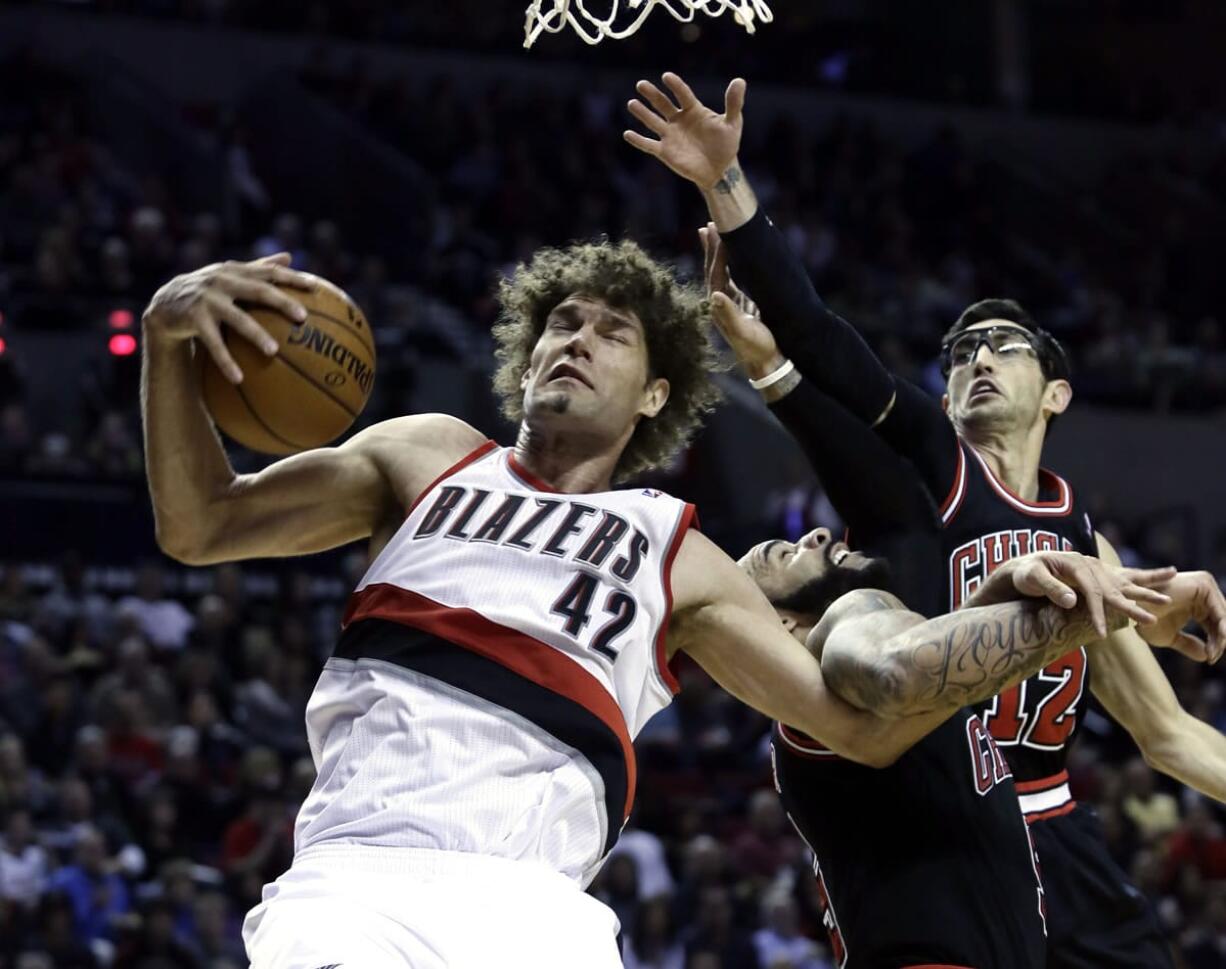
[{"xmin": 523, "ymin": 0, "xmax": 773, "ymax": 48}]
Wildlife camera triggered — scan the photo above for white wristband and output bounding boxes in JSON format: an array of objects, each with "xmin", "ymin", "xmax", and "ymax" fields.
[{"xmin": 749, "ymin": 358, "xmax": 795, "ymax": 391}]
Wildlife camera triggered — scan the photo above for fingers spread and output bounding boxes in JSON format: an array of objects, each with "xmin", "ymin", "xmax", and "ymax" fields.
[
  {"xmin": 1102, "ymin": 588, "xmax": 1156, "ymax": 627},
  {"xmin": 1120, "ymin": 585, "xmax": 1172, "ymax": 606},
  {"xmin": 724, "ymin": 77, "xmax": 747, "ymax": 123},
  {"xmin": 661, "ymin": 72, "xmax": 699, "ymax": 110},
  {"xmin": 627, "ymin": 98, "xmax": 669, "ymax": 136},
  {"xmin": 195, "ymin": 315, "xmax": 242, "ymax": 384},
  {"xmin": 623, "ymin": 130, "xmax": 661, "ymax": 156},
  {"xmin": 635, "ymin": 80, "xmax": 679, "ymax": 117},
  {"xmin": 222, "ymin": 276, "xmax": 308, "ymax": 323},
  {"xmin": 209, "ymin": 293, "xmax": 279, "ymax": 356},
  {"xmin": 1122, "ymin": 566, "xmax": 1178, "ymax": 587}
]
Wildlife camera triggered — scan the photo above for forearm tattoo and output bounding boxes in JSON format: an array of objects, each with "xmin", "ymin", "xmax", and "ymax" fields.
[
  {"xmin": 897, "ymin": 602, "xmax": 1114, "ymax": 713},
  {"xmin": 831, "ymin": 601, "xmax": 1118, "ymax": 716},
  {"xmin": 714, "ymin": 165, "xmax": 743, "ymax": 195}
]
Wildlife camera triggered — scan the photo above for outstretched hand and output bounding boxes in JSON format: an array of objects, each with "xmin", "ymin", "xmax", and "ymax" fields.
[
  {"xmin": 625, "ymin": 73, "xmax": 746, "ymax": 190},
  {"xmin": 1135, "ymin": 571, "xmax": 1226, "ymax": 664},
  {"xmin": 700, "ymin": 223, "xmax": 782, "ymax": 379}
]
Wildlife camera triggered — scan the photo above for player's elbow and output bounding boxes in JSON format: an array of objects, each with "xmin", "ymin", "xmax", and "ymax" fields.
[
  {"xmin": 820, "ymin": 638, "xmax": 912, "ymax": 720},
  {"xmin": 155, "ymin": 528, "xmax": 209, "ymax": 566},
  {"xmin": 154, "ymin": 515, "xmax": 223, "ymax": 567}
]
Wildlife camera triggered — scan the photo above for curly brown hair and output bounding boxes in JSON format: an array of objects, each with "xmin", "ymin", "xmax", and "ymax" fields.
[{"xmin": 492, "ymin": 239, "xmax": 722, "ymax": 483}]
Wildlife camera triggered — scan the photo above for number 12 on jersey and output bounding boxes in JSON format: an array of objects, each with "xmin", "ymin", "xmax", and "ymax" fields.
[
  {"xmin": 983, "ymin": 648, "xmax": 1088, "ymax": 749},
  {"xmin": 551, "ymin": 573, "xmax": 638, "ymax": 661}
]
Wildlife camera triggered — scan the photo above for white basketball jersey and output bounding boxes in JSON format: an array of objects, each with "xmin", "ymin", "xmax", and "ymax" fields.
[{"xmin": 293, "ymin": 442, "xmax": 696, "ymax": 885}]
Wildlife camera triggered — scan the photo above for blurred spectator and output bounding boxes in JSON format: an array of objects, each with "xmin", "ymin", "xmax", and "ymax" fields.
[
  {"xmin": 753, "ymin": 891, "xmax": 829, "ymax": 969},
  {"xmin": 0, "ymin": 808, "xmax": 49, "ymax": 910},
  {"xmin": 220, "ymin": 788, "xmax": 291, "ymax": 885},
  {"xmin": 682, "ymin": 885, "xmax": 760, "ymax": 969},
  {"xmin": 115, "ymin": 564, "xmax": 194, "ymax": 653},
  {"xmin": 624, "ymin": 896, "xmax": 684, "ymax": 969},
  {"xmin": 595, "ymin": 853, "xmax": 641, "ymax": 944},
  {"xmin": 731, "ymin": 789, "xmax": 799, "ymax": 883},
  {"xmin": 1121, "ymin": 759, "xmax": 1181, "ymax": 843},
  {"xmin": 612, "ymin": 824, "xmax": 676, "ymax": 901},
  {"xmin": 48, "ymin": 825, "xmax": 132, "ymax": 944},
  {"xmin": 116, "ymin": 897, "xmax": 204, "ymax": 968},
  {"xmin": 89, "ymin": 635, "xmax": 177, "ymax": 729},
  {"xmin": 1184, "ymin": 883, "xmax": 1226, "ymax": 969},
  {"xmin": 1164, "ymin": 801, "xmax": 1226, "ymax": 886}
]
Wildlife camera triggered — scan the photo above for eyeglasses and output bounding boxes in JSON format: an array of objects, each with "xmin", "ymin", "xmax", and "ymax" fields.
[{"xmin": 941, "ymin": 326, "xmax": 1040, "ymax": 374}]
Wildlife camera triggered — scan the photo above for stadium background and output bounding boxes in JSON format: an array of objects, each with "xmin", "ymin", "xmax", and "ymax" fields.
[{"xmin": 1, "ymin": 1, "xmax": 1225, "ymax": 966}]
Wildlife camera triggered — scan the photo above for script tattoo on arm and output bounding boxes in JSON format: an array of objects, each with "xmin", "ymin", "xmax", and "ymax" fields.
[{"xmin": 828, "ymin": 599, "xmax": 1121, "ymax": 718}]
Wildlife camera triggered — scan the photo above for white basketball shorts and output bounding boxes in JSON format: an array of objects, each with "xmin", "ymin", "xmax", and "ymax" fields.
[{"xmin": 242, "ymin": 844, "xmax": 623, "ymax": 969}]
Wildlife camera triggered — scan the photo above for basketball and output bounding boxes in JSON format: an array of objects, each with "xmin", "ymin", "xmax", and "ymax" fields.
[{"xmin": 200, "ymin": 274, "xmax": 376, "ymax": 454}]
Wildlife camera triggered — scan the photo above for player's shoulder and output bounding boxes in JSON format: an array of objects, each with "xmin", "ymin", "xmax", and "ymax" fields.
[
  {"xmin": 349, "ymin": 414, "xmax": 489, "ymax": 459},
  {"xmin": 346, "ymin": 415, "xmax": 492, "ymax": 506},
  {"xmin": 669, "ymin": 529, "xmax": 755, "ymax": 615}
]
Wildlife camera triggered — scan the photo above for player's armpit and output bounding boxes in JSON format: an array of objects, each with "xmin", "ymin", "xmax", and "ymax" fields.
[
  {"xmin": 169, "ymin": 414, "xmax": 485, "ymax": 565},
  {"xmin": 667, "ymin": 532, "xmax": 944, "ymax": 767}
]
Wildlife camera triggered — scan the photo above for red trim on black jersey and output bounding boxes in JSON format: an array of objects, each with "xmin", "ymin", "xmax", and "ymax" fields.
[
  {"xmin": 939, "ymin": 443, "xmax": 968, "ymax": 524},
  {"xmin": 965, "ymin": 445, "xmax": 1073, "ymax": 517},
  {"xmin": 506, "ymin": 451, "xmax": 562, "ymax": 493},
  {"xmin": 775, "ymin": 723, "xmax": 845, "ymax": 760},
  {"xmin": 405, "ymin": 440, "xmax": 498, "ymax": 516},
  {"xmin": 1014, "ymin": 770, "xmax": 1069, "ymax": 794},
  {"xmin": 343, "ymin": 583, "xmax": 636, "ymax": 818},
  {"xmin": 654, "ymin": 503, "xmax": 698, "ymax": 696},
  {"xmin": 1024, "ymin": 801, "xmax": 1078, "ymax": 824}
]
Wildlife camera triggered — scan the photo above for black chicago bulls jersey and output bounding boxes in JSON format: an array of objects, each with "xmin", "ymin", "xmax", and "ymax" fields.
[
  {"xmin": 939, "ymin": 441, "xmax": 1099, "ymax": 785},
  {"xmin": 772, "ymin": 711, "xmax": 1046, "ymax": 969}
]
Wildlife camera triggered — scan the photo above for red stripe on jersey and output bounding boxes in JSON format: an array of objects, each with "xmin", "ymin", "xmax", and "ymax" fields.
[
  {"xmin": 939, "ymin": 445, "xmax": 968, "ymax": 524},
  {"xmin": 405, "ymin": 440, "xmax": 498, "ymax": 516},
  {"xmin": 507, "ymin": 452, "xmax": 561, "ymax": 493},
  {"xmin": 1014, "ymin": 770, "xmax": 1070, "ymax": 794},
  {"xmin": 654, "ymin": 503, "xmax": 698, "ymax": 696},
  {"xmin": 343, "ymin": 583, "xmax": 637, "ymax": 818},
  {"xmin": 776, "ymin": 723, "xmax": 844, "ymax": 760},
  {"xmin": 1024, "ymin": 801, "xmax": 1078, "ymax": 824},
  {"xmin": 966, "ymin": 445, "xmax": 1072, "ymax": 517}
]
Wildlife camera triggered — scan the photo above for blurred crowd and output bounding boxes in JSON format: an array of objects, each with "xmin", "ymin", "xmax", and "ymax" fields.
[
  {"xmin": 3, "ymin": 21, "xmax": 1226, "ymax": 969},
  {"xmin": 0, "ymin": 551, "xmax": 1224, "ymax": 968},
  {"xmin": 4, "ymin": 42, "xmax": 1226, "ymax": 480}
]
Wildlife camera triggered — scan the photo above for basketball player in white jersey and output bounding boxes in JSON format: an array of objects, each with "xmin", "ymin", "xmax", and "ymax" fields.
[{"xmin": 140, "ymin": 248, "xmax": 1215, "ymax": 969}]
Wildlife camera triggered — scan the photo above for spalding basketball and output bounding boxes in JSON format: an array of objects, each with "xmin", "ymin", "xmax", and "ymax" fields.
[{"xmin": 201, "ymin": 274, "xmax": 375, "ymax": 455}]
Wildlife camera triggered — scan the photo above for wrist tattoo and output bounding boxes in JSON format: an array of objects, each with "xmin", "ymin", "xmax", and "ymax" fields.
[{"xmin": 714, "ymin": 166, "xmax": 743, "ymax": 195}]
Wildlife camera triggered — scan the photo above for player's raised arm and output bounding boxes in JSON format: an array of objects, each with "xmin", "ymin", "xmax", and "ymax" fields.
[
  {"xmin": 626, "ymin": 73, "xmax": 959, "ymax": 500},
  {"xmin": 141, "ymin": 257, "xmax": 485, "ymax": 565}
]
